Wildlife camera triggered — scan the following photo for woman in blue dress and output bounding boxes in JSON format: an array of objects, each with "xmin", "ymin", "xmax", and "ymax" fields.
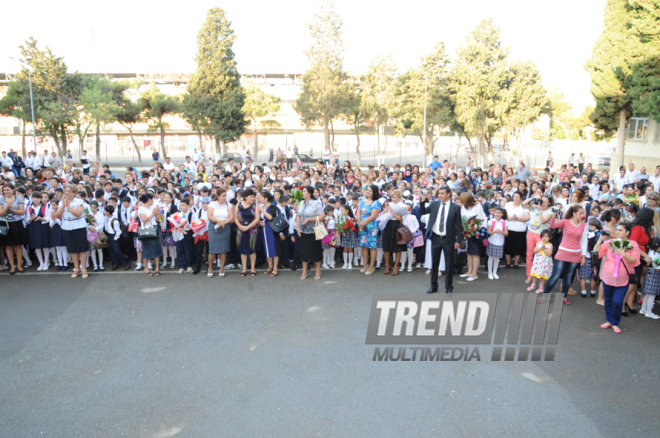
[
  {"xmin": 357, "ymin": 184, "xmax": 382, "ymax": 275},
  {"xmin": 257, "ymin": 190, "xmax": 280, "ymax": 277},
  {"xmin": 235, "ymin": 188, "xmax": 260, "ymax": 277}
]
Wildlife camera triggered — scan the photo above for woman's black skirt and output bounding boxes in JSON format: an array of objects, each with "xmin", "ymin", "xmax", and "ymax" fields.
[
  {"xmin": 64, "ymin": 227, "xmax": 89, "ymax": 254},
  {"xmin": 0, "ymin": 220, "xmax": 28, "ymax": 247},
  {"xmin": 382, "ymin": 220, "xmax": 407, "ymax": 253},
  {"xmin": 504, "ymin": 230, "xmax": 526, "ymax": 257},
  {"xmin": 299, "ymin": 232, "xmax": 323, "ymax": 263},
  {"xmin": 467, "ymin": 236, "xmax": 482, "ymax": 256}
]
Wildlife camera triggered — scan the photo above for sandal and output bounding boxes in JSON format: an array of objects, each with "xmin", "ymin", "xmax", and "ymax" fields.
[
  {"xmin": 314, "ymin": 274, "xmax": 321, "ymax": 280},
  {"xmin": 207, "ymin": 269, "xmax": 214, "ymax": 278},
  {"xmin": 71, "ymin": 269, "xmax": 80, "ymax": 278},
  {"xmin": 300, "ymin": 273, "xmax": 308, "ymax": 280},
  {"xmin": 154, "ymin": 271, "xmax": 160, "ymax": 277},
  {"xmin": 383, "ymin": 267, "xmax": 391, "ymax": 275},
  {"xmin": 144, "ymin": 270, "xmax": 153, "ymax": 277},
  {"xmin": 527, "ymin": 284, "xmax": 537, "ymax": 292},
  {"xmin": 264, "ymin": 268, "xmax": 273, "ymax": 275},
  {"xmin": 250, "ymin": 271, "xmax": 257, "ymax": 277},
  {"xmin": 392, "ymin": 267, "xmax": 399, "ymax": 276},
  {"xmin": 240, "ymin": 271, "xmax": 247, "ymax": 277},
  {"xmin": 271, "ymin": 270, "xmax": 279, "ymax": 277},
  {"xmin": 81, "ymin": 269, "xmax": 88, "ymax": 279}
]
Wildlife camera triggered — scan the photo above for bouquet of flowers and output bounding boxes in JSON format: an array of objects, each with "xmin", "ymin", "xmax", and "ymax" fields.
[
  {"xmin": 609, "ymin": 238, "xmax": 633, "ymax": 252},
  {"xmin": 335, "ymin": 217, "xmax": 357, "ymax": 235},
  {"xmin": 83, "ymin": 207, "xmax": 95, "ymax": 226},
  {"xmin": 168, "ymin": 212, "xmax": 187, "ymax": 242},
  {"xmin": 652, "ymin": 255, "xmax": 660, "ymax": 269},
  {"xmin": 461, "ymin": 215, "xmax": 483, "ymax": 240},
  {"xmin": 291, "ymin": 185, "xmax": 304, "ymax": 206},
  {"xmin": 191, "ymin": 219, "xmax": 208, "ymax": 244},
  {"xmin": 624, "ymin": 193, "xmax": 639, "ymax": 205}
]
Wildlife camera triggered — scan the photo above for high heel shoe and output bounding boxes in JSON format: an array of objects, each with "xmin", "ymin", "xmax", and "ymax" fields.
[
  {"xmin": 626, "ymin": 304, "xmax": 637, "ymax": 314},
  {"xmin": 383, "ymin": 266, "xmax": 391, "ymax": 275}
]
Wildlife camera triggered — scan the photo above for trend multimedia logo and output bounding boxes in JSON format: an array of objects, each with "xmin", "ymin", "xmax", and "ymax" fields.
[{"xmin": 365, "ymin": 293, "xmax": 563, "ymax": 362}]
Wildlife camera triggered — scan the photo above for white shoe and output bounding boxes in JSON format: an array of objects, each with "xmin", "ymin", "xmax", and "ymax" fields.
[
  {"xmin": 488, "ymin": 274, "xmax": 494, "ymax": 280},
  {"xmin": 25, "ymin": 262, "xmax": 32, "ymax": 268},
  {"xmin": 493, "ymin": 273, "xmax": 499, "ymax": 280},
  {"xmin": 36, "ymin": 265, "xmax": 43, "ymax": 271},
  {"xmin": 186, "ymin": 267, "xmax": 193, "ymax": 273},
  {"xmin": 347, "ymin": 264, "xmax": 353, "ymax": 270},
  {"xmin": 330, "ymin": 263, "xmax": 335, "ymax": 268},
  {"xmin": 148, "ymin": 263, "xmax": 153, "ymax": 270},
  {"xmin": 645, "ymin": 312, "xmax": 660, "ymax": 319},
  {"xmin": 226, "ymin": 263, "xmax": 235, "ymax": 269},
  {"xmin": 135, "ymin": 263, "xmax": 143, "ymax": 271},
  {"xmin": 407, "ymin": 267, "xmax": 413, "ymax": 272},
  {"xmin": 438, "ymin": 271, "xmax": 443, "ymax": 277},
  {"xmin": 459, "ymin": 273, "xmax": 470, "ymax": 278},
  {"xmin": 416, "ymin": 263, "xmax": 421, "ymax": 269},
  {"xmin": 360, "ymin": 268, "xmax": 366, "ymax": 273},
  {"xmin": 170, "ymin": 263, "xmax": 175, "ymax": 269},
  {"xmin": 425, "ymin": 269, "xmax": 431, "ymax": 275},
  {"xmin": 322, "ymin": 263, "xmax": 329, "ymax": 269},
  {"xmin": 467, "ymin": 276, "xmax": 478, "ymax": 282},
  {"xmin": 342, "ymin": 263, "xmax": 347, "ymax": 270},
  {"xmin": 178, "ymin": 268, "xmax": 184, "ymax": 274}
]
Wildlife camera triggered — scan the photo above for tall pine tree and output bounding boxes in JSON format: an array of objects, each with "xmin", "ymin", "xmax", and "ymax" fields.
[
  {"xmin": 585, "ymin": 0, "xmax": 643, "ymax": 169},
  {"xmin": 188, "ymin": 7, "xmax": 247, "ymax": 156}
]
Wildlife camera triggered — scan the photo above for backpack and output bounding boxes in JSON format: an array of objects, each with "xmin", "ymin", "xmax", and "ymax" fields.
[{"xmin": 112, "ymin": 218, "xmax": 130, "ymax": 246}]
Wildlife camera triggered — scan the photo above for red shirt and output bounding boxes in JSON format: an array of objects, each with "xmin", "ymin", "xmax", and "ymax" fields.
[{"xmin": 630, "ymin": 225, "xmax": 650, "ymax": 251}]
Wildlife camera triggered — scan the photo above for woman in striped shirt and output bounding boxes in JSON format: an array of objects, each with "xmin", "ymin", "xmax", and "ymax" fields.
[{"xmin": 541, "ymin": 204, "xmax": 589, "ymax": 305}]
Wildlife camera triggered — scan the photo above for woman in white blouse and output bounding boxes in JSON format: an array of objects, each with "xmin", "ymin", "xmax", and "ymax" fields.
[
  {"xmin": 207, "ymin": 190, "xmax": 234, "ymax": 277},
  {"xmin": 504, "ymin": 191, "xmax": 531, "ymax": 270},
  {"xmin": 459, "ymin": 192, "xmax": 487, "ymax": 281},
  {"xmin": 138, "ymin": 193, "xmax": 164, "ymax": 277},
  {"xmin": 54, "ymin": 185, "xmax": 89, "ymax": 278}
]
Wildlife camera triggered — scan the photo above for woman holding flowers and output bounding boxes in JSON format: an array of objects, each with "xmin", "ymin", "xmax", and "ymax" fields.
[
  {"xmin": 542, "ymin": 205, "xmax": 589, "ymax": 305},
  {"xmin": 460, "ymin": 192, "xmax": 486, "ymax": 281},
  {"xmin": 595, "ymin": 222, "xmax": 641, "ymax": 333},
  {"xmin": 504, "ymin": 191, "xmax": 530, "ymax": 270},
  {"xmin": 381, "ymin": 190, "xmax": 409, "ymax": 276}
]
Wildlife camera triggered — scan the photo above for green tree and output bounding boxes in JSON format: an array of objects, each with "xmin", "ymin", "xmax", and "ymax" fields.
[
  {"xmin": 497, "ymin": 60, "xmax": 548, "ymax": 147},
  {"xmin": 188, "ymin": 7, "xmax": 247, "ymax": 156},
  {"xmin": 0, "ymin": 77, "xmax": 33, "ymax": 155},
  {"xmin": 294, "ymin": 0, "xmax": 349, "ymax": 151},
  {"xmin": 15, "ymin": 38, "xmax": 85, "ymax": 159},
  {"xmin": 114, "ymin": 80, "xmax": 145, "ymax": 162},
  {"xmin": 242, "ymin": 82, "xmax": 281, "ymax": 153},
  {"xmin": 78, "ymin": 77, "xmax": 121, "ymax": 161},
  {"xmin": 585, "ymin": 0, "xmax": 643, "ymax": 169},
  {"xmin": 394, "ymin": 42, "xmax": 453, "ymax": 159},
  {"xmin": 139, "ymin": 85, "xmax": 181, "ymax": 160},
  {"xmin": 361, "ymin": 55, "xmax": 397, "ymax": 164},
  {"xmin": 181, "ymin": 93, "xmax": 209, "ymax": 155},
  {"xmin": 454, "ymin": 18, "xmax": 511, "ymax": 166},
  {"xmin": 340, "ymin": 76, "xmax": 366, "ymax": 165}
]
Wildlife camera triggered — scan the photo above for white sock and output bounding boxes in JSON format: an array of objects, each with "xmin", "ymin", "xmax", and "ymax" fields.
[
  {"xmin": 342, "ymin": 252, "xmax": 347, "ymax": 266},
  {"xmin": 377, "ymin": 248, "xmax": 383, "ymax": 266},
  {"xmin": 323, "ymin": 249, "xmax": 329, "ymax": 265},
  {"xmin": 647, "ymin": 296, "xmax": 656, "ymax": 315},
  {"xmin": 36, "ymin": 250, "xmax": 44, "ymax": 268},
  {"xmin": 97, "ymin": 249, "xmax": 104, "ymax": 268},
  {"xmin": 581, "ymin": 290, "xmax": 587, "ymax": 295},
  {"xmin": 407, "ymin": 248, "xmax": 414, "ymax": 269},
  {"xmin": 348, "ymin": 253, "xmax": 353, "ymax": 265},
  {"xmin": 400, "ymin": 251, "xmax": 407, "ymax": 267},
  {"xmin": 57, "ymin": 247, "xmax": 67, "ymax": 266},
  {"xmin": 90, "ymin": 251, "xmax": 97, "ymax": 269},
  {"xmin": 41, "ymin": 249, "xmax": 50, "ymax": 266},
  {"xmin": 22, "ymin": 246, "xmax": 31, "ymax": 264},
  {"xmin": 329, "ymin": 248, "xmax": 336, "ymax": 264}
]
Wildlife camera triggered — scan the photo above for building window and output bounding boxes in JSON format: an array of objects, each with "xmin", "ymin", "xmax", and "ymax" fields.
[{"xmin": 627, "ymin": 117, "xmax": 648, "ymax": 140}]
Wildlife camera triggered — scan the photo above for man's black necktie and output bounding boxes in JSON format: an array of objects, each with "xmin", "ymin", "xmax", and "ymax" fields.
[{"xmin": 439, "ymin": 203, "xmax": 446, "ymax": 234}]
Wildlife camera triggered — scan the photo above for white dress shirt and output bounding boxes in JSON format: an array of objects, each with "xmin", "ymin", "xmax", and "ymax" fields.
[{"xmin": 432, "ymin": 201, "xmax": 451, "ymax": 236}]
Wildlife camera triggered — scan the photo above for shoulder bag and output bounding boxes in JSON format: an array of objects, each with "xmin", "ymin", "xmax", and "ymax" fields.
[
  {"xmin": 92, "ymin": 231, "xmax": 109, "ymax": 248},
  {"xmin": 314, "ymin": 217, "xmax": 328, "ymax": 240},
  {"xmin": 270, "ymin": 207, "xmax": 289, "ymax": 233},
  {"xmin": 0, "ymin": 217, "xmax": 8, "ymax": 236},
  {"xmin": 622, "ymin": 259, "xmax": 639, "ymax": 285}
]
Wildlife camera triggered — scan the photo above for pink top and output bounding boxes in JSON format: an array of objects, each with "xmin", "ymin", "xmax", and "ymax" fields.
[
  {"xmin": 549, "ymin": 217, "xmax": 588, "ymax": 263},
  {"xmin": 598, "ymin": 241, "xmax": 641, "ymax": 287}
]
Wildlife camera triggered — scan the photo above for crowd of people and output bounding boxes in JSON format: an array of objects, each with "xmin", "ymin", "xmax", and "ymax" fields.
[{"xmin": 1, "ymin": 147, "xmax": 659, "ymax": 333}]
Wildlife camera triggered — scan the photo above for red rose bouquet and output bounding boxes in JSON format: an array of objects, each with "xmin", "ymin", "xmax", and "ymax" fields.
[
  {"xmin": 461, "ymin": 215, "xmax": 483, "ymax": 239},
  {"xmin": 291, "ymin": 185, "xmax": 304, "ymax": 206},
  {"xmin": 335, "ymin": 217, "xmax": 357, "ymax": 235}
]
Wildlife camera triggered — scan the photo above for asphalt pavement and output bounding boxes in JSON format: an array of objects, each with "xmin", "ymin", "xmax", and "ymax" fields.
[{"xmin": 1, "ymin": 265, "xmax": 659, "ymax": 438}]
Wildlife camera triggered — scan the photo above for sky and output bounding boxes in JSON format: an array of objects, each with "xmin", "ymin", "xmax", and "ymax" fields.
[{"xmin": 1, "ymin": 0, "xmax": 607, "ymax": 111}]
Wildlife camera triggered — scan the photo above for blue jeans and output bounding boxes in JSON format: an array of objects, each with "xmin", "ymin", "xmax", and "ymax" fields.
[
  {"xmin": 603, "ymin": 282, "xmax": 628, "ymax": 326},
  {"xmin": 543, "ymin": 259, "xmax": 580, "ymax": 297}
]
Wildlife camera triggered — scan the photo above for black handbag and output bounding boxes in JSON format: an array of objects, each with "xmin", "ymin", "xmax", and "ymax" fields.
[
  {"xmin": 137, "ymin": 225, "xmax": 158, "ymax": 241},
  {"xmin": 0, "ymin": 218, "xmax": 8, "ymax": 236},
  {"xmin": 622, "ymin": 261, "xmax": 639, "ymax": 285},
  {"xmin": 270, "ymin": 208, "xmax": 288, "ymax": 233}
]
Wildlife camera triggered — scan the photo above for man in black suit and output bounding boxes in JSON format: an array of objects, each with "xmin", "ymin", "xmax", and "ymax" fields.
[{"xmin": 420, "ymin": 185, "xmax": 463, "ymax": 294}]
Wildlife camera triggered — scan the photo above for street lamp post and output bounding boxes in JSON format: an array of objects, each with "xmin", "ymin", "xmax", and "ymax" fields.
[{"xmin": 10, "ymin": 57, "xmax": 37, "ymax": 154}]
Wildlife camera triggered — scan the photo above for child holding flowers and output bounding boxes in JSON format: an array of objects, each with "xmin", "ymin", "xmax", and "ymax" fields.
[{"xmin": 338, "ymin": 204, "xmax": 358, "ymax": 269}]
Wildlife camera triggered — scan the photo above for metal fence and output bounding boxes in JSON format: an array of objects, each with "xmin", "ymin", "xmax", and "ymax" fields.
[{"xmin": 0, "ymin": 133, "xmax": 614, "ymax": 170}]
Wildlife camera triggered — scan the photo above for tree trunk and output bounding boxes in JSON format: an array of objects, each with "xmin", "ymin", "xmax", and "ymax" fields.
[
  {"xmin": 615, "ymin": 109, "xmax": 626, "ymax": 173},
  {"xmin": 354, "ymin": 121, "xmax": 361, "ymax": 167},
  {"xmin": 197, "ymin": 131, "xmax": 204, "ymax": 158},
  {"xmin": 21, "ymin": 120, "xmax": 26, "ymax": 157},
  {"xmin": 330, "ymin": 120, "xmax": 335, "ymax": 152},
  {"xmin": 221, "ymin": 140, "xmax": 227, "ymax": 155},
  {"xmin": 159, "ymin": 120, "xmax": 167, "ymax": 160},
  {"xmin": 376, "ymin": 125, "xmax": 381, "ymax": 166},
  {"xmin": 253, "ymin": 119, "xmax": 258, "ymax": 153},
  {"xmin": 214, "ymin": 137, "xmax": 221, "ymax": 156},
  {"xmin": 477, "ymin": 133, "xmax": 486, "ymax": 169},
  {"xmin": 58, "ymin": 125, "xmax": 67, "ymax": 160},
  {"xmin": 323, "ymin": 117, "xmax": 331, "ymax": 151},
  {"xmin": 95, "ymin": 122, "xmax": 102, "ymax": 162},
  {"xmin": 466, "ymin": 135, "xmax": 476, "ymax": 156},
  {"xmin": 126, "ymin": 125, "xmax": 142, "ymax": 163}
]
